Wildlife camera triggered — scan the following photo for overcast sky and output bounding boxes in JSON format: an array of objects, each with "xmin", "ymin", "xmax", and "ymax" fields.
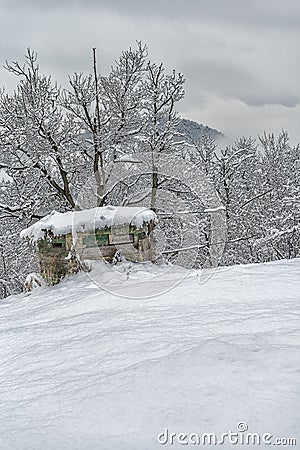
[{"xmin": 1, "ymin": 0, "xmax": 299, "ymax": 144}]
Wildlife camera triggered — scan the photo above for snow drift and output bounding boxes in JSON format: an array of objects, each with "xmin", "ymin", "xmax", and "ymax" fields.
[{"xmin": 0, "ymin": 258, "xmax": 299, "ymax": 449}]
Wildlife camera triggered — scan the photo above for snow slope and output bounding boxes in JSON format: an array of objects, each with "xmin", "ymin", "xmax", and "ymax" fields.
[{"xmin": 0, "ymin": 259, "xmax": 299, "ymax": 449}]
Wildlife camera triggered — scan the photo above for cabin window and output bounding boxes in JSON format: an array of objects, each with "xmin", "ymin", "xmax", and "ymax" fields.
[
  {"xmin": 108, "ymin": 234, "xmax": 134, "ymax": 245},
  {"xmin": 52, "ymin": 242, "xmax": 64, "ymax": 248}
]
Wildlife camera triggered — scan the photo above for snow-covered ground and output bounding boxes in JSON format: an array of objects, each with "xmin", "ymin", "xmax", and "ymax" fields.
[{"xmin": 0, "ymin": 259, "xmax": 299, "ymax": 449}]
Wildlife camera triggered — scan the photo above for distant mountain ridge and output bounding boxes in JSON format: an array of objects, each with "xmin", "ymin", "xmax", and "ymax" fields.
[{"xmin": 177, "ymin": 118, "xmax": 223, "ymax": 141}]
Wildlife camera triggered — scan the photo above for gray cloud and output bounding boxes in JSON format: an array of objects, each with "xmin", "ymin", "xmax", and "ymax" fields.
[
  {"xmin": 4, "ymin": 0, "xmax": 300, "ymax": 29},
  {"xmin": 183, "ymin": 58, "xmax": 299, "ymax": 107}
]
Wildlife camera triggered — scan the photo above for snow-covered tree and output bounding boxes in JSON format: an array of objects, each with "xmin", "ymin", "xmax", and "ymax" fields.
[
  {"xmin": 61, "ymin": 42, "xmax": 148, "ymax": 206},
  {"xmin": 141, "ymin": 62, "xmax": 185, "ymax": 211},
  {"xmin": 252, "ymin": 131, "xmax": 300, "ymax": 261},
  {"xmin": 0, "ymin": 49, "xmax": 86, "ymax": 214},
  {"xmin": 184, "ymin": 131, "xmax": 300, "ymax": 266}
]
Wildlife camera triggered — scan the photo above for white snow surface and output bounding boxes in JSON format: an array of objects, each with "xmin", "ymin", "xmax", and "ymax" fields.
[
  {"xmin": 0, "ymin": 259, "xmax": 299, "ymax": 449},
  {"xmin": 20, "ymin": 205, "xmax": 157, "ymax": 242},
  {"xmin": 204, "ymin": 206, "xmax": 226, "ymax": 213},
  {"xmin": 0, "ymin": 169, "xmax": 13, "ymax": 184}
]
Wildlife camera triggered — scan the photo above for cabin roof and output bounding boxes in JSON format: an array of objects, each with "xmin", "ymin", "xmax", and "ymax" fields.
[{"xmin": 20, "ymin": 205, "xmax": 157, "ymax": 242}]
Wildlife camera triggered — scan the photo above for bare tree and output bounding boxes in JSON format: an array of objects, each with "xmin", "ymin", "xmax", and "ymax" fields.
[
  {"xmin": 142, "ymin": 62, "xmax": 185, "ymax": 211},
  {"xmin": 3, "ymin": 51, "xmax": 85, "ymax": 210},
  {"xmin": 61, "ymin": 42, "xmax": 148, "ymax": 206}
]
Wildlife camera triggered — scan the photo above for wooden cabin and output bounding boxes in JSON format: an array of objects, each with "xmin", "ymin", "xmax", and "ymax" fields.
[{"xmin": 21, "ymin": 206, "xmax": 157, "ymax": 285}]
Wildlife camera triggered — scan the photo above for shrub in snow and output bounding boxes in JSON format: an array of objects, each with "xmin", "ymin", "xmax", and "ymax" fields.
[{"xmin": 24, "ymin": 273, "xmax": 45, "ymax": 293}]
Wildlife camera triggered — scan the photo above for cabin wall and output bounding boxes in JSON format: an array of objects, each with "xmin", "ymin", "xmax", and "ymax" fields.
[
  {"xmin": 37, "ymin": 223, "xmax": 155, "ymax": 285},
  {"xmin": 37, "ymin": 239, "xmax": 78, "ymax": 285}
]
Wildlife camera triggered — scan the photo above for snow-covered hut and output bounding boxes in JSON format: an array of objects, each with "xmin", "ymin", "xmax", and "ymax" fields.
[{"xmin": 21, "ymin": 206, "xmax": 157, "ymax": 285}]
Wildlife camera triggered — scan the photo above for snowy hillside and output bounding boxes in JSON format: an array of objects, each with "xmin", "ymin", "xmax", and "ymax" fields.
[
  {"xmin": 0, "ymin": 259, "xmax": 299, "ymax": 449},
  {"xmin": 176, "ymin": 118, "xmax": 223, "ymax": 141}
]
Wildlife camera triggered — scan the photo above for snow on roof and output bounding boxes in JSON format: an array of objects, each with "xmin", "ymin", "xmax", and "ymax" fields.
[{"xmin": 20, "ymin": 205, "xmax": 157, "ymax": 242}]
